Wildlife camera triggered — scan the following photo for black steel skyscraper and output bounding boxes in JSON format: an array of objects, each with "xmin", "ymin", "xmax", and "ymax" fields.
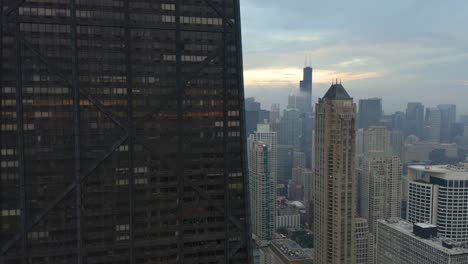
[
  {"xmin": 1, "ymin": 1, "xmax": 251, "ymax": 263},
  {"xmin": 300, "ymin": 66, "xmax": 312, "ymax": 94}
]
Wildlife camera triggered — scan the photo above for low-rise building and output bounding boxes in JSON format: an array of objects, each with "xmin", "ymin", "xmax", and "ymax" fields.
[
  {"xmin": 377, "ymin": 219, "xmax": 468, "ymax": 264},
  {"xmin": 260, "ymin": 239, "xmax": 313, "ymax": 264}
]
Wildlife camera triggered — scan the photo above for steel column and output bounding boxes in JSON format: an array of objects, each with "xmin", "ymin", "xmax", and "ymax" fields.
[
  {"xmin": 14, "ymin": 7, "xmax": 27, "ymax": 264},
  {"xmin": 175, "ymin": 0, "xmax": 185, "ymax": 262},
  {"xmin": 124, "ymin": 0, "xmax": 135, "ymax": 262},
  {"xmin": 222, "ymin": 0, "xmax": 230, "ymax": 262},
  {"xmin": 69, "ymin": 0, "xmax": 82, "ymax": 262},
  {"xmin": 0, "ymin": 134, "xmax": 128, "ymax": 256},
  {"xmin": 233, "ymin": 0, "xmax": 253, "ymax": 261}
]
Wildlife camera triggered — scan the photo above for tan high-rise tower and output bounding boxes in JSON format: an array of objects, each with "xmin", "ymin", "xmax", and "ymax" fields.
[
  {"xmin": 314, "ymin": 82, "xmax": 357, "ymax": 264},
  {"xmin": 362, "ymin": 126, "xmax": 401, "ymax": 235}
]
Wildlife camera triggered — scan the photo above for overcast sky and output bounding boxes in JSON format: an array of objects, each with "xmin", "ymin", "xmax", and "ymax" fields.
[{"xmin": 240, "ymin": 0, "xmax": 468, "ymax": 116}]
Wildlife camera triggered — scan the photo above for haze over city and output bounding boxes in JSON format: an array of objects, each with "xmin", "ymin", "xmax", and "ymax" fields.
[{"xmin": 241, "ymin": 0, "xmax": 468, "ymax": 114}]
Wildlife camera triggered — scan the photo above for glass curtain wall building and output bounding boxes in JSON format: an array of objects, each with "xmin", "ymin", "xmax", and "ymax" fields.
[{"xmin": 1, "ymin": 0, "xmax": 250, "ymax": 263}]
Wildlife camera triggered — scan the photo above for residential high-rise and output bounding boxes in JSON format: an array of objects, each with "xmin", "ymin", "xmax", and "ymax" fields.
[
  {"xmin": 0, "ymin": 1, "xmax": 250, "ymax": 263},
  {"xmin": 438, "ymin": 104, "xmax": 457, "ymax": 143},
  {"xmin": 362, "ymin": 127, "xmax": 402, "ymax": 235},
  {"xmin": 423, "ymin": 107, "xmax": 442, "ymax": 142},
  {"xmin": 358, "ymin": 98, "xmax": 382, "ymax": 129},
  {"xmin": 248, "ymin": 141, "xmax": 276, "ymax": 241},
  {"xmin": 405, "ymin": 102, "xmax": 425, "ymax": 139},
  {"xmin": 376, "ymin": 219, "xmax": 468, "ymax": 264},
  {"xmin": 249, "ymin": 124, "xmax": 277, "ymax": 186},
  {"xmin": 407, "ymin": 163, "xmax": 468, "ymax": 242},
  {"xmin": 314, "ymin": 82, "xmax": 357, "ymax": 264}
]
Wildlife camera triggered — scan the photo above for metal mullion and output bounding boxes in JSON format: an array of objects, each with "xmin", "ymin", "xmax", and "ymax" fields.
[
  {"xmin": 187, "ymin": 182, "xmax": 243, "ymax": 231},
  {"xmin": 232, "ymin": 0, "xmax": 252, "ymax": 262},
  {"xmin": 0, "ymin": 7, "xmax": 3, "ymax": 263},
  {"xmin": 124, "ymin": 0, "xmax": 134, "ymax": 262},
  {"xmin": 12, "ymin": 33, "xmax": 127, "ymax": 130},
  {"xmin": 0, "ymin": 134, "xmax": 128, "ymax": 257},
  {"xmin": 205, "ymin": 0, "xmax": 234, "ymax": 27},
  {"xmin": 14, "ymin": 7, "xmax": 27, "ymax": 264},
  {"xmin": 221, "ymin": 0, "xmax": 230, "ymax": 262},
  {"xmin": 175, "ymin": 0, "xmax": 185, "ymax": 262},
  {"xmin": 69, "ymin": 0, "xmax": 82, "ymax": 262},
  {"xmin": 2, "ymin": 0, "xmax": 25, "ymax": 18}
]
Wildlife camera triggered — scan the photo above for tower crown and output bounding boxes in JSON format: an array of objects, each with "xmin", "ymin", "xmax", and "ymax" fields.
[{"xmin": 322, "ymin": 83, "xmax": 352, "ymax": 100}]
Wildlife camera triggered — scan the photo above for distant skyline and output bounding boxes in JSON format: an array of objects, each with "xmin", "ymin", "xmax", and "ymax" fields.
[{"xmin": 240, "ymin": 0, "xmax": 468, "ymax": 116}]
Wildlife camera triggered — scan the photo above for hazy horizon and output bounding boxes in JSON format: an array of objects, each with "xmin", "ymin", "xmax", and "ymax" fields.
[{"xmin": 240, "ymin": 0, "xmax": 468, "ymax": 116}]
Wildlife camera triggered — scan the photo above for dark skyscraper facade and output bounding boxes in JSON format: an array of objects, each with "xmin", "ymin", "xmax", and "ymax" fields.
[
  {"xmin": 1, "ymin": 1, "xmax": 250, "ymax": 263},
  {"xmin": 358, "ymin": 98, "xmax": 382, "ymax": 129},
  {"xmin": 300, "ymin": 66, "xmax": 312, "ymax": 94},
  {"xmin": 405, "ymin": 102, "xmax": 425, "ymax": 139},
  {"xmin": 299, "ymin": 66, "xmax": 313, "ymax": 113}
]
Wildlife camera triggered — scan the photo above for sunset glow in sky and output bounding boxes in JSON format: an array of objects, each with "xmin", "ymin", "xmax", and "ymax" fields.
[{"xmin": 240, "ymin": 0, "xmax": 468, "ymax": 114}]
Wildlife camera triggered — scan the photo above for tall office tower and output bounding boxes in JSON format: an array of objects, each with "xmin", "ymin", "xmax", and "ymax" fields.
[
  {"xmin": 0, "ymin": 1, "xmax": 250, "ymax": 263},
  {"xmin": 358, "ymin": 98, "xmax": 382, "ymax": 129},
  {"xmin": 405, "ymin": 102, "xmax": 425, "ymax": 139},
  {"xmin": 362, "ymin": 127, "xmax": 401, "ymax": 235},
  {"xmin": 300, "ymin": 66, "xmax": 313, "ymax": 94},
  {"xmin": 423, "ymin": 107, "xmax": 442, "ymax": 142},
  {"xmin": 438, "ymin": 104, "xmax": 457, "ymax": 143},
  {"xmin": 300, "ymin": 66, "xmax": 313, "ymax": 113},
  {"xmin": 407, "ymin": 163, "xmax": 468, "ymax": 242},
  {"xmin": 391, "ymin": 111, "xmax": 405, "ymax": 132},
  {"xmin": 248, "ymin": 141, "xmax": 276, "ymax": 241},
  {"xmin": 460, "ymin": 114, "xmax": 468, "ymax": 125},
  {"xmin": 278, "ymin": 108, "xmax": 302, "ymax": 149},
  {"xmin": 245, "ymin": 97, "xmax": 261, "ymax": 136},
  {"xmin": 377, "ymin": 219, "xmax": 468, "ymax": 264},
  {"xmin": 314, "ymin": 82, "xmax": 357, "ymax": 264},
  {"xmin": 270, "ymin": 103, "xmax": 281, "ymax": 124},
  {"xmin": 355, "ymin": 218, "xmax": 374, "ymax": 264}
]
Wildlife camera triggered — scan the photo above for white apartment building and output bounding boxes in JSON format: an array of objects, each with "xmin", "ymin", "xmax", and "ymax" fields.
[{"xmin": 407, "ymin": 163, "xmax": 468, "ymax": 242}]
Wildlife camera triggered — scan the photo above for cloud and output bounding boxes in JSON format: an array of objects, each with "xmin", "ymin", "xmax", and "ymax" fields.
[
  {"xmin": 455, "ymin": 80, "xmax": 468, "ymax": 86},
  {"xmin": 243, "ymin": 67, "xmax": 383, "ymax": 87},
  {"xmin": 241, "ymin": 0, "xmax": 468, "ymax": 114}
]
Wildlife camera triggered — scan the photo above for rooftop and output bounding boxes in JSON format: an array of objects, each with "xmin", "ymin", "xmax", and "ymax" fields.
[
  {"xmin": 415, "ymin": 223, "xmax": 437, "ymax": 229},
  {"xmin": 379, "ymin": 219, "xmax": 468, "ymax": 255},
  {"xmin": 322, "ymin": 83, "xmax": 352, "ymax": 100},
  {"xmin": 270, "ymin": 239, "xmax": 313, "ymax": 262},
  {"xmin": 409, "ymin": 163, "xmax": 468, "ymax": 180}
]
